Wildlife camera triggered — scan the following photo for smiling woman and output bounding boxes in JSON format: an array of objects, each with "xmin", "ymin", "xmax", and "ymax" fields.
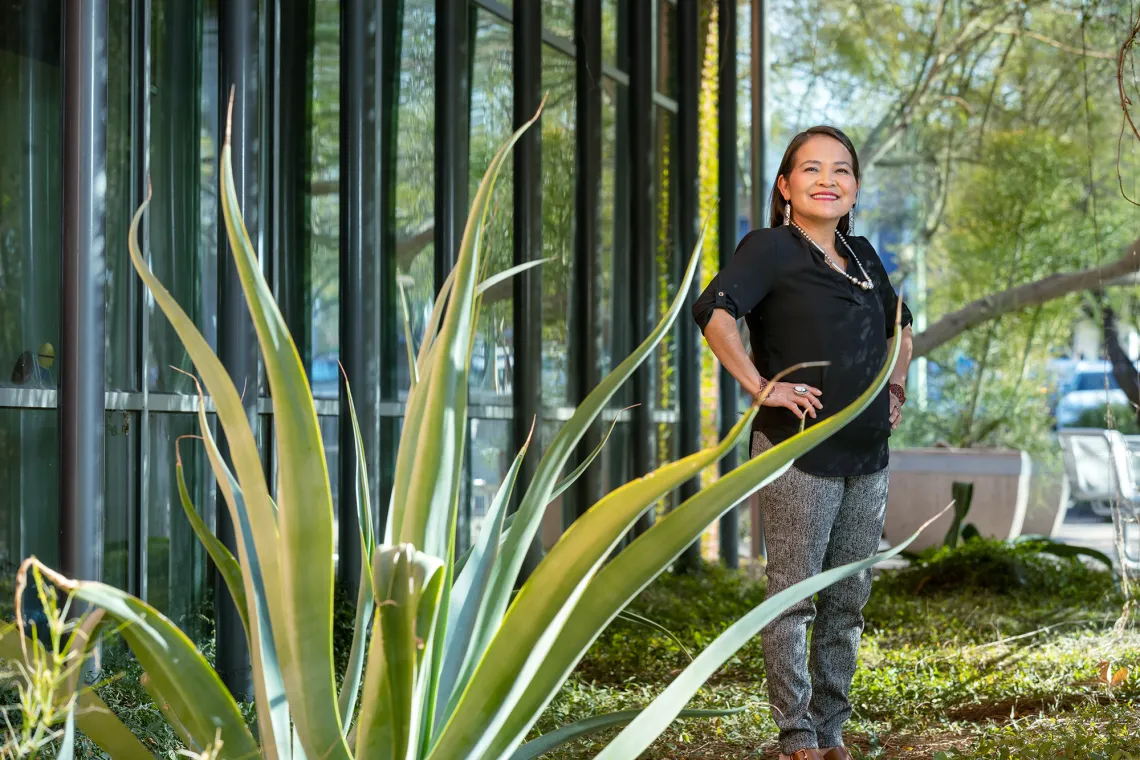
[{"xmin": 692, "ymin": 125, "xmax": 915, "ymax": 760}]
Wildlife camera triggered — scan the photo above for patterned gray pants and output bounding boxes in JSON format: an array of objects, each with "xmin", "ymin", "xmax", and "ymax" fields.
[{"xmin": 751, "ymin": 432, "xmax": 889, "ymax": 754}]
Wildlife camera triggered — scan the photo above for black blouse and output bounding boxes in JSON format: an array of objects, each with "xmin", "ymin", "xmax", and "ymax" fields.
[{"xmin": 692, "ymin": 225, "xmax": 912, "ymax": 477}]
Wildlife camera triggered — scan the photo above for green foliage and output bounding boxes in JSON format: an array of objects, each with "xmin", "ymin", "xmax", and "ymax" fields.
[
  {"xmin": 882, "ymin": 537, "xmax": 1120, "ymax": 598},
  {"xmin": 1074, "ymin": 403, "xmax": 1140, "ymax": 434},
  {"xmin": 0, "ymin": 103, "xmax": 908, "ymax": 759}
]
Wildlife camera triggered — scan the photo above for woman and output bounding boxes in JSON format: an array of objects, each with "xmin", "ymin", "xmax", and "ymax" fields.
[{"xmin": 692, "ymin": 126, "xmax": 913, "ymax": 760}]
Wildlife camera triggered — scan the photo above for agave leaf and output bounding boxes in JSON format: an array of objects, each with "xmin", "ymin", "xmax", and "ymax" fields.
[
  {"xmin": 174, "ymin": 440, "xmax": 249, "ymax": 637},
  {"xmin": 219, "ymin": 97, "xmax": 347, "ymax": 757},
  {"xmin": 474, "ymin": 258, "xmax": 550, "ymax": 297},
  {"xmin": 456, "ymin": 221, "xmax": 710, "ymax": 746},
  {"xmin": 337, "ymin": 371, "xmax": 378, "ymax": 731},
  {"xmin": 0, "ymin": 625, "xmax": 153, "ymax": 760},
  {"xmin": 128, "ymin": 193, "xmax": 285, "ymax": 758},
  {"xmin": 397, "ymin": 277, "xmax": 420, "ymax": 389},
  {"xmin": 548, "ymin": 409, "xmax": 629, "ymax": 505},
  {"xmin": 195, "ymin": 393, "xmax": 290, "ymax": 759},
  {"xmin": 56, "ymin": 704, "xmax": 76, "ymax": 760},
  {"xmin": 393, "ymin": 108, "xmax": 542, "ymax": 560},
  {"xmin": 453, "ymin": 512, "xmax": 516, "ymax": 578},
  {"xmin": 24, "ymin": 561, "xmax": 259, "ymax": 757},
  {"xmin": 427, "ymin": 405, "xmax": 755, "ymax": 758},
  {"xmin": 480, "ymin": 303, "xmax": 906, "ymax": 758},
  {"xmin": 354, "ymin": 545, "xmax": 445, "ymax": 759},
  {"xmin": 509, "ymin": 707, "xmax": 745, "ymax": 760},
  {"xmin": 434, "ymin": 422, "xmax": 533, "ymax": 731},
  {"xmin": 595, "ymin": 523, "xmax": 936, "ymax": 759}
]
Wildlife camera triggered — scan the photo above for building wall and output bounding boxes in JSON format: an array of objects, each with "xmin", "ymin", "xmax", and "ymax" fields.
[{"xmin": 0, "ymin": 0, "xmax": 743, "ymax": 619}]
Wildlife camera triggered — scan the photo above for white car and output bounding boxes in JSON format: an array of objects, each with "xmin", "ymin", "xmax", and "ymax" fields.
[{"xmin": 1055, "ymin": 362, "xmax": 1134, "ymax": 428}]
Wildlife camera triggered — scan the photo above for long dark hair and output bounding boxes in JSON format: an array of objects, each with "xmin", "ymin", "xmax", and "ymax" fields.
[{"xmin": 768, "ymin": 125, "xmax": 861, "ymax": 234}]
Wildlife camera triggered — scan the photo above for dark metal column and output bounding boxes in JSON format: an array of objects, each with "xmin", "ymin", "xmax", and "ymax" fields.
[
  {"xmin": 60, "ymin": 0, "xmax": 108, "ymax": 584},
  {"xmin": 750, "ymin": 0, "xmax": 767, "ymax": 560},
  {"xmin": 339, "ymin": 0, "xmax": 380, "ymax": 593},
  {"xmin": 272, "ymin": 0, "xmax": 313, "ymax": 353},
  {"xmin": 750, "ymin": 0, "xmax": 767, "ymax": 228},
  {"xmin": 567, "ymin": 0, "xmax": 603, "ymax": 524},
  {"xmin": 675, "ymin": 0, "xmax": 703, "ymax": 573},
  {"xmin": 216, "ymin": 0, "xmax": 260, "ymax": 699},
  {"xmin": 717, "ymin": 0, "xmax": 739, "ymax": 569},
  {"xmin": 434, "ymin": 0, "xmax": 470, "ymax": 291},
  {"xmin": 376, "ymin": 0, "xmax": 404, "ymax": 528},
  {"xmin": 513, "ymin": 0, "xmax": 543, "ymax": 525},
  {"xmin": 627, "ymin": 0, "xmax": 655, "ymax": 537}
]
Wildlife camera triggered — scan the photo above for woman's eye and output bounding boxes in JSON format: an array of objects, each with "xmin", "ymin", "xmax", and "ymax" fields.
[
  {"xmin": 804, "ymin": 166, "xmax": 818, "ymax": 172},
  {"xmin": 837, "ymin": 168, "xmax": 850, "ymax": 174}
]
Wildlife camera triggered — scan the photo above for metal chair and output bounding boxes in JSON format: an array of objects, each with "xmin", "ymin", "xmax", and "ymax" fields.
[{"xmin": 1057, "ymin": 428, "xmax": 1140, "ymax": 572}]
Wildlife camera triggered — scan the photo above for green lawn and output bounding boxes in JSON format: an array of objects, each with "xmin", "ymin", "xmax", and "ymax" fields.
[
  {"xmin": 535, "ymin": 542, "xmax": 1139, "ymax": 759},
  {"xmin": 7, "ymin": 541, "xmax": 1138, "ymax": 759}
]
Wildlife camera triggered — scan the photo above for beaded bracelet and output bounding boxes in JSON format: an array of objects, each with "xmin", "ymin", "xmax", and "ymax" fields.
[
  {"xmin": 753, "ymin": 376, "xmax": 769, "ymax": 404},
  {"xmin": 889, "ymin": 383, "xmax": 906, "ymax": 405}
]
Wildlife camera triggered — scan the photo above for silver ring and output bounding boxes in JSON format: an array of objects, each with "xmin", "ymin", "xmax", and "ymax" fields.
[{"xmin": 793, "ymin": 385, "xmax": 809, "ymax": 396}]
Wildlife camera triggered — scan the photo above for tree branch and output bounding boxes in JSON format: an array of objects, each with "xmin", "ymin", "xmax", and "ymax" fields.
[
  {"xmin": 913, "ymin": 237, "xmax": 1140, "ymax": 357},
  {"xmin": 992, "ymin": 25, "xmax": 1116, "ymax": 60}
]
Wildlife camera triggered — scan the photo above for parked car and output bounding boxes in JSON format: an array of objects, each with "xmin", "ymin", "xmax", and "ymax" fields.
[{"xmin": 1054, "ymin": 361, "xmax": 1133, "ymax": 428}]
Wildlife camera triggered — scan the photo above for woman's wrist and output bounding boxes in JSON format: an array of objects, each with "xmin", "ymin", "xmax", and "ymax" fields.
[
  {"xmin": 889, "ymin": 382, "xmax": 906, "ymax": 405},
  {"xmin": 752, "ymin": 376, "xmax": 770, "ymax": 403}
]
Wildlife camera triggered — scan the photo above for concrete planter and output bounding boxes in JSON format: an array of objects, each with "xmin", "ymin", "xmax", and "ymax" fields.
[{"xmin": 885, "ymin": 448, "xmax": 1032, "ymax": 553}]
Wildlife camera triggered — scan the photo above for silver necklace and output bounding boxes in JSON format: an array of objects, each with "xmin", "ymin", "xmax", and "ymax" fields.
[{"xmin": 790, "ymin": 223, "xmax": 874, "ymax": 291}]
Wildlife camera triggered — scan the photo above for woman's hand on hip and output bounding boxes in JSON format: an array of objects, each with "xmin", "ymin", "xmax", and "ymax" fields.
[
  {"xmin": 756, "ymin": 382, "xmax": 823, "ymax": 420},
  {"xmin": 889, "ymin": 396, "xmax": 903, "ymax": 429}
]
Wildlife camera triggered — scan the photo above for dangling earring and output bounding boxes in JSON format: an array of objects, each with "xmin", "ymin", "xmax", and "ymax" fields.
[
  {"xmin": 848, "ymin": 204, "xmax": 856, "ymax": 234},
  {"xmin": 783, "ymin": 201, "xmax": 791, "ymax": 226}
]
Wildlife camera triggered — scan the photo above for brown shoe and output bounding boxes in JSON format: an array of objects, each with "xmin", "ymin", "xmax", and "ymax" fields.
[
  {"xmin": 779, "ymin": 751, "xmax": 824, "ymax": 760},
  {"xmin": 822, "ymin": 748, "xmax": 854, "ymax": 760}
]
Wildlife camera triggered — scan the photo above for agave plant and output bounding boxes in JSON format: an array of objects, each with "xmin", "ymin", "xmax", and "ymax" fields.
[{"xmin": 0, "ymin": 102, "xmax": 923, "ymax": 760}]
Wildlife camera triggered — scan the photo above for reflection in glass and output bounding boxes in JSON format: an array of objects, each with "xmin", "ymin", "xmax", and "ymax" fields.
[
  {"xmin": 0, "ymin": 410, "xmax": 60, "ymax": 572},
  {"xmin": 394, "ymin": 0, "xmax": 436, "ymax": 399},
  {"xmin": 105, "ymin": 411, "xmax": 135, "ymax": 591},
  {"xmin": 467, "ymin": 419, "xmax": 511, "ymax": 551},
  {"xmin": 469, "ymin": 12, "xmax": 514, "ymax": 404},
  {"xmin": 603, "ymin": 0, "xmax": 618, "ymax": 68},
  {"xmin": 541, "ymin": 46, "xmax": 576, "ymax": 406},
  {"xmin": 0, "ymin": 2, "xmax": 62, "ymax": 391},
  {"xmin": 147, "ymin": 414, "xmax": 210, "ymax": 630},
  {"xmin": 543, "ymin": 0, "xmax": 574, "ymax": 41},
  {"xmin": 656, "ymin": 107, "xmax": 678, "ymax": 413},
  {"xmin": 309, "ymin": 0, "xmax": 340, "ymax": 399},
  {"xmin": 106, "ymin": 0, "xmax": 135, "ymax": 390},
  {"xmin": 599, "ymin": 80, "xmax": 628, "ymax": 380},
  {"xmin": 148, "ymin": 0, "xmax": 217, "ymax": 393},
  {"xmin": 657, "ymin": 0, "xmax": 677, "ymax": 99}
]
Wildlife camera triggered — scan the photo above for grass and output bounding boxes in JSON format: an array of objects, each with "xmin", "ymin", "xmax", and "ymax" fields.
[{"xmin": 2, "ymin": 542, "xmax": 1137, "ymax": 759}]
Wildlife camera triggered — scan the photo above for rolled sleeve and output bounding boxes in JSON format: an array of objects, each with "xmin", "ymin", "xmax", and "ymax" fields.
[{"xmin": 692, "ymin": 230, "xmax": 777, "ymax": 332}]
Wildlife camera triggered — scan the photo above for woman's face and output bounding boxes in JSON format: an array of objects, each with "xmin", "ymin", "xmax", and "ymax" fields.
[{"xmin": 777, "ymin": 135, "xmax": 859, "ymax": 227}]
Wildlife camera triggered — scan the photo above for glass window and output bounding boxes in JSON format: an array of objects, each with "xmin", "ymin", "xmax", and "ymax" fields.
[
  {"xmin": 105, "ymin": 411, "xmax": 136, "ymax": 592},
  {"xmin": 0, "ymin": 410, "xmax": 60, "ymax": 572},
  {"xmin": 657, "ymin": 0, "xmax": 677, "ymax": 99},
  {"xmin": 656, "ymin": 107, "xmax": 678, "ymax": 411},
  {"xmin": 467, "ymin": 418, "xmax": 512, "ymax": 550},
  {"xmin": 469, "ymin": 11, "xmax": 514, "ymax": 404},
  {"xmin": 394, "ymin": 0, "xmax": 436, "ymax": 399},
  {"xmin": 147, "ymin": 414, "xmax": 211, "ymax": 629},
  {"xmin": 603, "ymin": 0, "xmax": 619, "ymax": 69},
  {"xmin": 543, "ymin": 0, "xmax": 574, "ymax": 41},
  {"xmin": 309, "ymin": 0, "xmax": 340, "ymax": 399},
  {"xmin": 599, "ymin": 79, "xmax": 627, "ymax": 380},
  {"xmin": 147, "ymin": 0, "xmax": 218, "ymax": 394},
  {"xmin": 0, "ymin": 2, "xmax": 62, "ymax": 391},
  {"xmin": 105, "ymin": 0, "xmax": 136, "ymax": 391},
  {"xmin": 541, "ymin": 45, "xmax": 576, "ymax": 406}
]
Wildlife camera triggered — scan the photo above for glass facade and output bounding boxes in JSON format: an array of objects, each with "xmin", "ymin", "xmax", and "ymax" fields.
[{"xmin": 0, "ymin": 0, "xmax": 725, "ymax": 616}]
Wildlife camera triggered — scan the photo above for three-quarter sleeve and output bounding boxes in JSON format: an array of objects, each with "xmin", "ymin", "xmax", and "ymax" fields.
[
  {"xmin": 691, "ymin": 229, "xmax": 779, "ymax": 332},
  {"xmin": 858, "ymin": 237, "xmax": 913, "ymax": 337}
]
